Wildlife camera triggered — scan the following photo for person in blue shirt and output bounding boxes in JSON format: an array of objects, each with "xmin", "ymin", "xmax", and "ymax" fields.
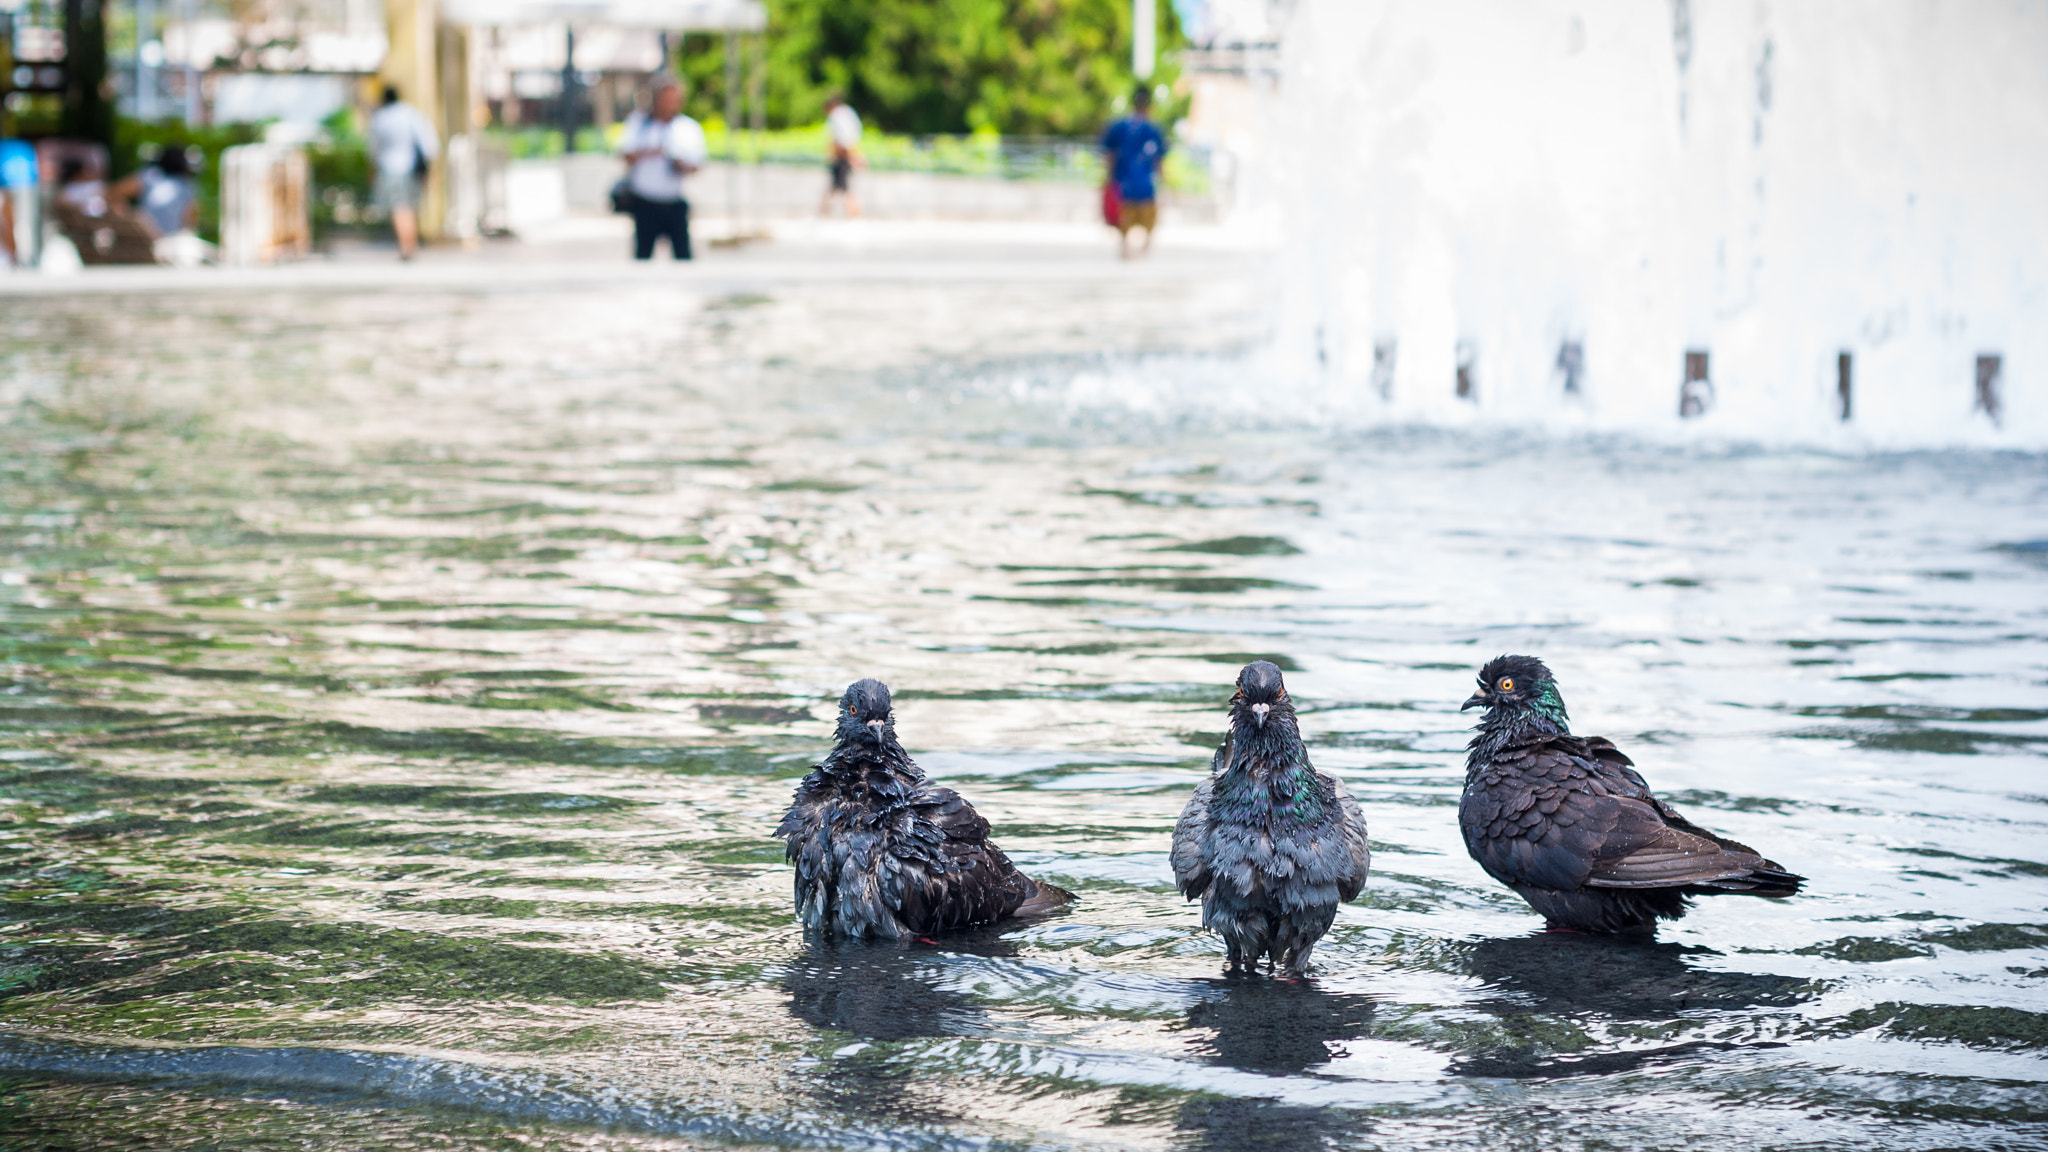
[
  {"xmin": 0, "ymin": 140, "xmax": 33, "ymax": 268},
  {"xmin": 1100, "ymin": 86, "xmax": 1168, "ymax": 259}
]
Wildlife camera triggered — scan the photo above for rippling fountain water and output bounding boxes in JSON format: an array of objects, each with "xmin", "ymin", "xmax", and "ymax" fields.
[{"xmin": 0, "ymin": 272, "xmax": 2042, "ymax": 1149}]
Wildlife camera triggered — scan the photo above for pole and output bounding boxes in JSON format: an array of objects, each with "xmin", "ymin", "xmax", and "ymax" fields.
[
  {"xmin": 724, "ymin": 29, "xmax": 738, "ymax": 222},
  {"xmin": 559, "ymin": 25, "xmax": 578, "ymax": 151},
  {"xmin": 62, "ymin": 0, "xmax": 114, "ymax": 149},
  {"xmin": 0, "ymin": 9, "xmax": 13, "ymax": 141},
  {"xmin": 1133, "ymin": 0, "xmax": 1156, "ymax": 82},
  {"xmin": 381, "ymin": 0, "xmax": 443, "ymax": 237},
  {"xmin": 134, "ymin": 0, "xmax": 151, "ymax": 120},
  {"xmin": 180, "ymin": 0, "xmax": 197, "ymax": 123},
  {"xmin": 145, "ymin": 0, "xmax": 161, "ymax": 119},
  {"xmin": 65, "ymin": 0, "xmax": 84, "ymax": 113},
  {"xmin": 748, "ymin": 33, "xmax": 765, "ymax": 139},
  {"xmin": 748, "ymin": 31, "xmax": 763, "ymax": 237}
]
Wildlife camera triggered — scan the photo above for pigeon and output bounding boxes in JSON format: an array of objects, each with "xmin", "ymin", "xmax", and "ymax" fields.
[
  {"xmin": 1171, "ymin": 661, "xmax": 1372, "ymax": 976},
  {"xmin": 1459, "ymin": 655, "xmax": 1803, "ymax": 933},
  {"xmin": 775, "ymin": 678, "xmax": 1072, "ymax": 939}
]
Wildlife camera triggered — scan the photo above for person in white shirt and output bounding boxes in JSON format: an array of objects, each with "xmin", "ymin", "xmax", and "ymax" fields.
[
  {"xmin": 820, "ymin": 94, "xmax": 864, "ymax": 218},
  {"xmin": 369, "ymin": 85, "xmax": 439, "ymax": 261},
  {"xmin": 618, "ymin": 78, "xmax": 708, "ymax": 260}
]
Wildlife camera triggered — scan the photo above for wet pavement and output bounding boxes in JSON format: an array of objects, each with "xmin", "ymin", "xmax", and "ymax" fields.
[{"xmin": 0, "ymin": 238, "xmax": 2044, "ymax": 1149}]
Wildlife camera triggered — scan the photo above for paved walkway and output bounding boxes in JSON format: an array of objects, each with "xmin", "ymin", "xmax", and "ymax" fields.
[{"xmin": 1, "ymin": 216, "xmax": 1274, "ymax": 298}]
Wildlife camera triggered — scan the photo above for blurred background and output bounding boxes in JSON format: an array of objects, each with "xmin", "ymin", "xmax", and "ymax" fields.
[
  {"xmin": 2, "ymin": 0, "xmax": 2040, "ymax": 443},
  {"xmin": 0, "ymin": 0, "xmax": 1224, "ymax": 249}
]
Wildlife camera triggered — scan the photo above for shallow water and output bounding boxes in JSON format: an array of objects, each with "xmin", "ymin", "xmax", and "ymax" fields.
[{"xmin": 0, "ymin": 278, "xmax": 2044, "ymax": 1150}]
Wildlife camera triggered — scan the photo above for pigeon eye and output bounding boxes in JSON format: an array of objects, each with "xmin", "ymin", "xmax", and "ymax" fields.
[{"xmin": 1498, "ymin": 677, "xmax": 1515, "ymax": 692}]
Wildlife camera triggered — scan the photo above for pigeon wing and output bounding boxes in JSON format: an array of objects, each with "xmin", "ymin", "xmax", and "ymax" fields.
[
  {"xmin": 1462, "ymin": 736, "xmax": 1672, "ymax": 893},
  {"xmin": 1581, "ymin": 823, "xmax": 1790, "ymax": 889},
  {"xmin": 1483, "ymin": 734, "xmax": 1801, "ymax": 894},
  {"xmin": 1171, "ymin": 736, "xmax": 1230, "ymax": 902},
  {"xmin": 1582, "ymin": 756, "xmax": 1803, "ymax": 893},
  {"xmin": 1327, "ymin": 775, "xmax": 1372, "ymax": 903},
  {"xmin": 1171, "ymin": 777, "xmax": 1218, "ymax": 901},
  {"xmin": 891, "ymin": 786, "xmax": 1036, "ymax": 932},
  {"xmin": 775, "ymin": 771, "xmax": 834, "ymax": 929}
]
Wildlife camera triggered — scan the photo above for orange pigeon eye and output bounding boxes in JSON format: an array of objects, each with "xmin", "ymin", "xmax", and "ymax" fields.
[{"xmin": 1498, "ymin": 677, "xmax": 1515, "ymax": 692}]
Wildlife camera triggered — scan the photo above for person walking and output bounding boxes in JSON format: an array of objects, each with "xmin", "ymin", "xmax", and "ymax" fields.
[
  {"xmin": 0, "ymin": 140, "xmax": 32, "ymax": 269},
  {"xmin": 1100, "ymin": 86, "xmax": 1168, "ymax": 260},
  {"xmin": 820, "ymin": 94, "xmax": 864, "ymax": 218},
  {"xmin": 619, "ymin": 78, "xmax": 707, "ymax": 261},
  {"xmin": 370, "ymin": 85, "xmax": 438, "ymax": 261}
]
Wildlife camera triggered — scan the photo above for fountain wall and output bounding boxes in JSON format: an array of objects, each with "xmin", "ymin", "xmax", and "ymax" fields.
[{"xmin": 1257, "ymin": 0, "xmax": 2048, "ymax": 445}]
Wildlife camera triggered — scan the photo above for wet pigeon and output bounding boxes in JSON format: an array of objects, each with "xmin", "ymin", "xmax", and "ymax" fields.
[
  {"xmin": 1459, "ymin": 655, "xmax": 1803, "ymax": 933},
  {"xmin": 1171, "ymin": 661, "xmax": 1372, "ymax": 976},
  {"xmin": 776, "ymin": 678, "xmax": 1072, "ymax": 939}
]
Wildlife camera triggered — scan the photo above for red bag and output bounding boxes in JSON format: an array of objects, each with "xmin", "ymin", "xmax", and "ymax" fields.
[{"xmin": 1101, "ymin": 181, "xmax": 1122, "ymax": 227}]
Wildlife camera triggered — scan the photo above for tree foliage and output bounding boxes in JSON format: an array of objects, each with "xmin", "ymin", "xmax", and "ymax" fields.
[{"xmin": 676, "ymin": 0, "xmax": 1183, "ymax": 135}]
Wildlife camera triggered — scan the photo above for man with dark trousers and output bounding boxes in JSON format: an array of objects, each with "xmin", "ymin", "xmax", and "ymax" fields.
[{"xmin": 618, "ymin": 78, "xmax": 707, "ymax": 260}]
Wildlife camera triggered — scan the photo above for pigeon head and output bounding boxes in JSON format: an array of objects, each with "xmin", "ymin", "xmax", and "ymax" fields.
[
  {"xmin": 1462, "ymin": 655, "xmax": 1569, "ymax": 731},
  {"xmin": 1231, "ymin": 660, "xmax": 1294, "ymax": 732},
  {"xmin": 836, "ymin": 678, "xmax": 895, "ymax": 748}
]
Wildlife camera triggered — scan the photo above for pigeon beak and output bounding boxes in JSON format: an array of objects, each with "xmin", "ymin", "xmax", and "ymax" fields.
[
  {"xmin": 1460, "ymin": 691, "xmax": 1488, "ymax": 712},
  {"xmin": 865, "ymin": 719, "xmax": 886, "ymax": 736},
  {"xmin": 1251, "ymin": 703, "xmax": 1270, "ymax": 726}
]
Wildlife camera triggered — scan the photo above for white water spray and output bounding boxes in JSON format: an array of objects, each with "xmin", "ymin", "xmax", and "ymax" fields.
[{"xmin": 1246, "ymin": 0, "xmax": 2048, "ymax": 446}]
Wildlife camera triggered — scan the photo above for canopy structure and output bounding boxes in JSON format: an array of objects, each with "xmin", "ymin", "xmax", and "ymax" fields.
[
  {"xmin": 440, "ymin": 0, "xmax": 772, "ymax": 241},
  {"xmin": 440, "ymin": 0, "xmax": 766, "ymax": 32}
]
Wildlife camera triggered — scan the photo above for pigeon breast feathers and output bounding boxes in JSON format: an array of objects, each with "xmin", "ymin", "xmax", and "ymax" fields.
[
  {"xmin": 1264, "ymin": 777, "xmax": 1371, "ymax": 908},
  {"xmin": 1170, "ymin": 774, "xmax": 1368, "ymax": 905}
]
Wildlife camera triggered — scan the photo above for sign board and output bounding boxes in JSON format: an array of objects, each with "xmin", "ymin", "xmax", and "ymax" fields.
[{"xmin": 440, "ymin": 0, "xmax": 766, "ymax": 31}]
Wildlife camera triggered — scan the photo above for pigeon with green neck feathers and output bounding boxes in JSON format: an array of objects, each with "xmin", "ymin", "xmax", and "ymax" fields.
[
  {"xmin": 1460, "ymin": 655, "xmax": 1802, "ymax": 933},
  {"xmin": 1171, "ymin": 662, "xmax": 1372, "ymax": 976}
]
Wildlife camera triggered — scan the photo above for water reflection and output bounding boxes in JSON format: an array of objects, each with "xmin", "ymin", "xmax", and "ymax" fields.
[
  {"xmin": 1174, "ymin": 1096, "xmax": 1364, "ymax": 1152},
  {"xmin": 1465, "ymin": 932, "xmax": 1813, "ymax": 1018},
  {"xmin": 1180, "ymin": 978, "xmax": 1380, "ymax": 1073},
  {"xmin": 1451, "ymin": 932, "xmax": 1816, "ymax": 1078},
  {"xmin": 783, "ymin": 933, "xmax": 1016, "ymax": 1041},
  {"xmin": 781, "ymin": 932, "xmax": 1019, "ymax": 1131},
  {"xmin": 1164, "ymin": 980, "xmax": 1383, "ymax": 1152}
]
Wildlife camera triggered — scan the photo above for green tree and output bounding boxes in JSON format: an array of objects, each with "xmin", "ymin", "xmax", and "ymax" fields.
[{"xmin": 675, "ymin": 0, "xmax": 1183, "ymax": 135}]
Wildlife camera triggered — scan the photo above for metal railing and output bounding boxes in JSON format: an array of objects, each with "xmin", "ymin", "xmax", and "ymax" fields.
[{"xmin": 487, "ymin": 126, "xmax": 1213, "ymax": 193}]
